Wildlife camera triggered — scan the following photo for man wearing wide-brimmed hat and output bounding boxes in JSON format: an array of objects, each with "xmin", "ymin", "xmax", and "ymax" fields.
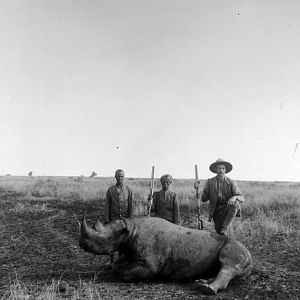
[{"xmin": 194, "ymin": 159, "xmax": 244, "ymax": 235}]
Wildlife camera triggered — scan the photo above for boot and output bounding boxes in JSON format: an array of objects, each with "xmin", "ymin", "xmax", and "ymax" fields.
[{"xmin": 219, "ymin": 227, "xmax": 228, "ymax": 235}]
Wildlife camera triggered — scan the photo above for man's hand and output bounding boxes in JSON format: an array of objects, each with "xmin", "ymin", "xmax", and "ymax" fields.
[
  {"xmin": 208, "ymin": 216, "xmax": 213, "ymax": 222},
  {"xmin": 228, "ymin": 197, "xmax": 236, "ymax": 205},
  {"xmin": 194, "ymin": 180, "xmax": 201, "ymax": 189},
  {"xmin": 228, "ymin": 196, "xmax": 241, "ymax": 205}
]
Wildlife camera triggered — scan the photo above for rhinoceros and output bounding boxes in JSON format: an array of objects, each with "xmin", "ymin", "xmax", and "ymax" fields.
[{"xmin": 79, "ymin": 215, "xmax": 252, "ymax": 295}]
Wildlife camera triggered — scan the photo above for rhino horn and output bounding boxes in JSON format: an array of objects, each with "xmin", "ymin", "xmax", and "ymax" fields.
[
  {"xmin": 81, "ymin": 214, "xmax": 99, "ymax": 238},
  {"xmin": 81, "ymin": 213, "xmax": 90, "ymax": 235},
  {"xmin": 94, "ymin": 218, "xmax": 106, "ymax": 232},
  {"xmin": 81, "ymin": 214, "xmax": 110, "ymax": 241}
]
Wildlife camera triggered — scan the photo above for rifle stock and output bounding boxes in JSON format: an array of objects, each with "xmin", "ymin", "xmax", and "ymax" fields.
[
  {"xmin": 194, "ymin": 164, "xmax": 203, "ymax": 230},
  {"xmin": 147, "ymin": 166, "xmax": 155, "ymax": 216}
]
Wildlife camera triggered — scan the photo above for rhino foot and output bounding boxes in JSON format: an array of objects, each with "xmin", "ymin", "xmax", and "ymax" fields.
[
  {"xmin": 195, "ymin": 278, "xmax": 214, "ymax": 285},
  {"xmin": 195, "ymin": 279, "xmax": 208, "ymax": 285},
  {"xmin": 197, "ymin": 283, "xmax": 217, "ymax": 295}
]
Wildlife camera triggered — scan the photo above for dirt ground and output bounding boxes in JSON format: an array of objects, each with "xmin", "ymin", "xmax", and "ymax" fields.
[{"xmin": 0, "ymin": 195, "xmax": 299, "ymax": 299}]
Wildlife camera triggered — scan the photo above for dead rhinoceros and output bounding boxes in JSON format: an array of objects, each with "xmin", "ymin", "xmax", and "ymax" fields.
[{"xmin": 79, "ymin": 215, "xmax": 252, "ymax": 295}]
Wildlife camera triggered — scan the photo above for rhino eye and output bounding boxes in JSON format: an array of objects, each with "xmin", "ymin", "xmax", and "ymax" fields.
[{"xmin": 96, "ymin": 238, "xmax": 105, "ymax": 245}]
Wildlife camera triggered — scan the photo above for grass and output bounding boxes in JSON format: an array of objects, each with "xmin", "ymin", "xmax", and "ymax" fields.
[
  {"xmin": 1, "ymin": 175, "xmax": 299, "ymax": 241},
  {"xmin": 2, "ymin": 275, "xmax": 104, "ymax": 300},
  {"xmin": 2, "ymin": 276, "xmax": 183, "ymax": 300},
  {"xmin": 1, "ymin": 176, "xmax": 299, "ymax": 299}
]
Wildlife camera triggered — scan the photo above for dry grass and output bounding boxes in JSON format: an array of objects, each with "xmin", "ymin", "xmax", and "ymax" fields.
[
  {"xmin": 1, "ymin": 175, "xmax": 299, "ymax": 241},
  {"xmin": 1, "ymin": 176, "xmax": 299, "ymax": 299},
  {"xmin": 1, "ymin": 275, "xmax": 104, "ymax": 300}
]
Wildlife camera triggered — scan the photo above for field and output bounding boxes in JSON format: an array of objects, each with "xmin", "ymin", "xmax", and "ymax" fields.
[{"xmin": 0, "ymin": 176, "xmax": 299, "ymax": 300}]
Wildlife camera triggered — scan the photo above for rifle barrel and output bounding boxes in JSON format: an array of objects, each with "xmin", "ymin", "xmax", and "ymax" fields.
[
  {"xmin": 194, "ymin": 164, "xmax": 203, "ymax": 230},
  {"xmin": 150, "ymin": 166, "xmax": 155, "ymax": 191},
  {"xmin": 148, "ymin": 166, "xmax": 155, "ymax": 216},
  {"xmin": 194, "ymin": 164, "xmax": 198, "ymax": 181}
]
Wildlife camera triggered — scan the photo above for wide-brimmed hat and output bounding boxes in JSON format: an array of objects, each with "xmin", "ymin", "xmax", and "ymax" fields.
[{"xmin": 209, "ymin": 159, "xmax": 233, "ymax": 173}]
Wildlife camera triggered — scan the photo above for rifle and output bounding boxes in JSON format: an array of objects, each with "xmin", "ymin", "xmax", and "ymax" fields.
[
  {"xmin": 147, "ymin": 166, "xmax": 155, "ymax": 216},
  {"xmin": 194, "ymin": 164, "xmax": 204, "ymax": 230}
]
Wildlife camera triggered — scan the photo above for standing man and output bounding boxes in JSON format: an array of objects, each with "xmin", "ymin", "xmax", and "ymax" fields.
[
  {"xmin": 104, "ymin": 169, "xmax": 133, "ymax": 224},
  {"xmin": 104, "ymin": 169, "xmax": 133, "ymax": 266},
  {"xmin": 149, "ymin": 174, "xmax": 180, "ymax": 225},
  {"xmin": 194, "ymin": 159, "xmax": 244, "ymax": 235}
]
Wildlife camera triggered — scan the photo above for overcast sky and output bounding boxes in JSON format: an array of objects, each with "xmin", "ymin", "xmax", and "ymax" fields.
[{"xmin": 1, "ymin": 0, "xmax": 300, "ymax": 181}]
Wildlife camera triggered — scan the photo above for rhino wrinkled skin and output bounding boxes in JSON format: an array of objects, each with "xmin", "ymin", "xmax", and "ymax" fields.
[{"xmin": 79, "ymin": 216, "xmax": 252, "ymax": 295}]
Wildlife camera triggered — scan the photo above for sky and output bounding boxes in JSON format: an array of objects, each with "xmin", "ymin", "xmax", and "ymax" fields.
[{"xmin": 1, "ymin": 0, "xmax": 300, "ymax": 181}]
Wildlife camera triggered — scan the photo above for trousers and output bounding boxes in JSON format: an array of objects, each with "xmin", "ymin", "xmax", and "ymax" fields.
[{"xmin": 213, "ymin": 201, "xmax": 240, "ymax": 233}]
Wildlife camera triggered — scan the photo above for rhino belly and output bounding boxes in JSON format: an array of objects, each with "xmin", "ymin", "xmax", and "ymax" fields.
[{"xmin": 153, "ymin": 234, "xmax": 223, "ymax": 279}]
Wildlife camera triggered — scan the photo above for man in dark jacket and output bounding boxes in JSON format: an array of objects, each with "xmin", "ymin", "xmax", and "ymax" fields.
[
  {"xmin": 104, "ymin": 169, "xmax": 133, "ymax": 224},
  {"xmin": 149, "ymin": 174, "xmax": 180, "ymax": 225},
  {"xmin": 104, "ymin": 169, "xmax": 133, "ymax": 265},
  {"xmin": 195, "ymin": 159, "xmax": 244, "ymax": 235}
]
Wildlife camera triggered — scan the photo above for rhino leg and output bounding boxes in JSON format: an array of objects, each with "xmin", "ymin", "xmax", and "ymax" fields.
[
  {"xmin": 198, "ymin": 267, "xmax": 237, "ymax": 295},
  {"xmin": 113, "ymin": 259, "xmax": 155, "ymax": 282},
  {"xmin": 197, "ymin": 239, "xmax": 252, "ymax": 295}
]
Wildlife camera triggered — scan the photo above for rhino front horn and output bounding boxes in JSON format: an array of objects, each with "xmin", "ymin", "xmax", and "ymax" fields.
[{"xmin": 81, "ymin": 213, "xmax": 90, "ymax": 236}]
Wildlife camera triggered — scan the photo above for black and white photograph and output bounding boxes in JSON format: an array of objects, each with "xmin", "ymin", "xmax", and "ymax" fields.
[{"xmin": 1, "ymin": 1, "xmax": 299, "ymax": 299}]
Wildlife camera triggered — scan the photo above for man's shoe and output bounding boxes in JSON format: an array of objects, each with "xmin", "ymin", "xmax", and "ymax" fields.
[{"xmin": 219, "ymin": 227, "xmax": 227, "ymax": 235}]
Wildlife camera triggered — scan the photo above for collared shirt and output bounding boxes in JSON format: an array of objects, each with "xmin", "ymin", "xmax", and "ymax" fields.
[
  {"xmin": 216, "ymin": 177, "xmax": 228, "ymax": 205},
  {"xmin": 151, "ymin": 189, "xmax": 180, "ymax": 224},
  {"xmin": 104, "ymin": 184, "xmax": 133, "ymax": 224}
]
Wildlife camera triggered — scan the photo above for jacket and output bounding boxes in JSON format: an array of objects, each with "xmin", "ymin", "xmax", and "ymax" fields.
[
  {"xmin": 104, "ymin": 185, "xmax": 133, "ymax": 224},
  {"xmin": 151, "ymin": 189, "xmax": 180, "ymax": 224},
  {"xmin": 201, "ymin": 176, "xmax": 242, "ymax": 218}
]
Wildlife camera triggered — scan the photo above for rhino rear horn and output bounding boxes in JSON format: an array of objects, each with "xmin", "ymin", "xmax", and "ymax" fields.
[{"xmin": 93, "ymin": 218, "xmax": 106, "ymax": 232}]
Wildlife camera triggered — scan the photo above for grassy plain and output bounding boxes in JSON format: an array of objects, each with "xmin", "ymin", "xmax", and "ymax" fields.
[{"xmin": 0, "ymin": 176, "xmax": 299, "ymax": 299}]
